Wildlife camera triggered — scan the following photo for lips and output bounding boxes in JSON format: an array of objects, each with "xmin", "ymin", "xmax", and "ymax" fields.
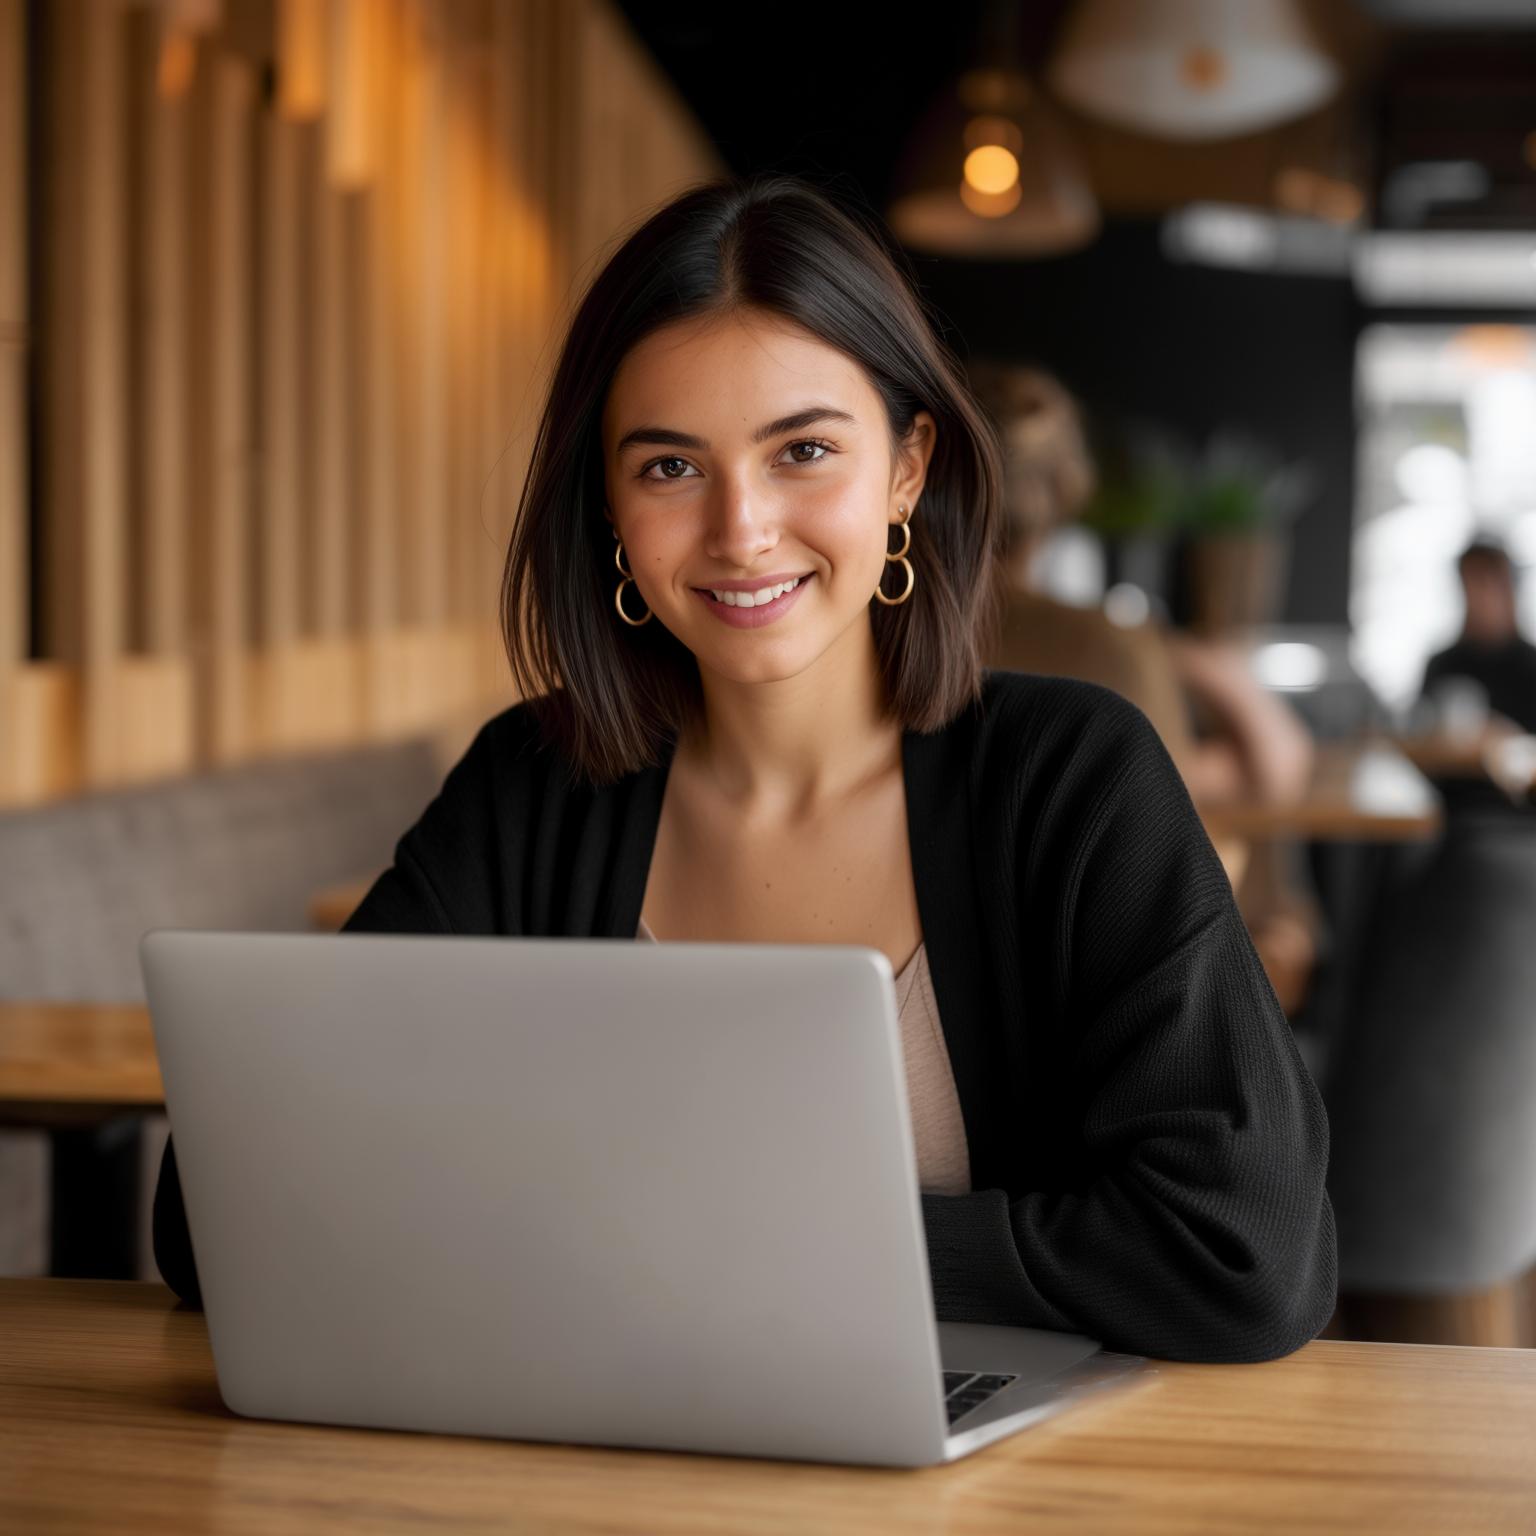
[
  {"xmin": 699, "ymin": 574, "xmax": 809, "ymax": 608},
  {"xmin": 693, "ymin": 572, "xmax": 814, "ymax": 629}
]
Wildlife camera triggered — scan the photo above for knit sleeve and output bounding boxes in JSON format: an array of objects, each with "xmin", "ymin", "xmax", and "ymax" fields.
[{"xmin": 923, "ymin": 697, "xmax": 1337, "ymax": 1363}]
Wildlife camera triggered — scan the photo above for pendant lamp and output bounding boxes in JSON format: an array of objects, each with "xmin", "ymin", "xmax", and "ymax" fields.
[
  {"xmin": 886, "ymin": 69, "xmax": 1100, "ymax": 258},
  {"xmin": 1047, "ymin": 0, "xmax": 1339, "ymax": 142}
]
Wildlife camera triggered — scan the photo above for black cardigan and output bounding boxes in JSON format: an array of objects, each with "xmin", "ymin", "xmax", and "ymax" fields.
[{"xmin": 153, "ymin": 670, "xmax": 1337, "ymax": 1362}]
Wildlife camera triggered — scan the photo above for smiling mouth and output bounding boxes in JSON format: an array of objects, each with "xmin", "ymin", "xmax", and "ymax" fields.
[{"xmin": 695, "ymin": 574, "xmax": 812, "ymax": 609}]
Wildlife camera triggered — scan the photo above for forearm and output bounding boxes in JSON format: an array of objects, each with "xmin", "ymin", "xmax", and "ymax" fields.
[{"xmin": 921, "ymin": 1124, "xmax": 1336, "ymax": 1364}]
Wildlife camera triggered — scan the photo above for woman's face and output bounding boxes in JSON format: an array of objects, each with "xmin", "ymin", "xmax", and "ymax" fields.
[{"xmin": 600, "ymin": 307, "xmax": 934, "ymax": 688}]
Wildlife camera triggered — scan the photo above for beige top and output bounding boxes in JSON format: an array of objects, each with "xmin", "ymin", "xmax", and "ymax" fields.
[{"xmin": 636, "ymin": 917, "xmax": 971, "ymax": 1195}]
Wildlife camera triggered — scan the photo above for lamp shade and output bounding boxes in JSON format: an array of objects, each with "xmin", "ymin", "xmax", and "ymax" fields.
[
  {"xmin": 1047, "ymin": 0, "xmax": 1339, "ymax": 141},
  {"xmin": 887, "ymin": 71, "xmax": 1100, "ymax": 259}
]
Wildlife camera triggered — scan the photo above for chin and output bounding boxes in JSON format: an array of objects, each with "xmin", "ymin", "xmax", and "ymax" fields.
[{"xmin": 693, "ymin": 637, "xmax": 825, "ymax": 688}]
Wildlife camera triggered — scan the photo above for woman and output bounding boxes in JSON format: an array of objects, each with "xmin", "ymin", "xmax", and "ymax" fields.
[{"xmin": 154, "ymin": 175, "xmax": 1335, "ymax": 1363}]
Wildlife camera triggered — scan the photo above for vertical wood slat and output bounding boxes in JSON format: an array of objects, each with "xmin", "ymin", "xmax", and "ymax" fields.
[
  {"xmin": 0, "ymin": 0, "xmax": 26, "ymax": 670},
  {"xmin": 473, "ymin": 5, "xmax": 506, "ymax": 630},
  {"xmin": 326, "ymin": 0, "xmax": 376, "ymax": 189},
  {"xmin": 259, "ymin": 110, "xmax": 303, "ymax": 651},
  {"xmin": 277, "ymin": 0, "xmax": 326, "ymax": 121},
  {"xmin": 445, "ymin": 0, "xmax": 479, "ymax": 626},
  {"xmin": 308, "ymin": 124, "xmax": 350, "ymax": 637},
  {"xmin": 492, "ymin": 0, "xmax": 537, "ymax": 625},
  {"xmin": 188, "ymin": 48, "xmax": 256, "ymax": 763},
  {"xmin": 44, "ymin": 0, "xmax": 129, "ymax": 783},
  {"xmin": 137, "ymin": 6, "xmax": 191, "ymax": 659},
  {"xmin": 548, "ymin": 0, "xmax": 581, "ymax": 336},
  {"xmin": 525, "ymin": 0, "xmax": 554, "ymax": 397},
  {"xmin": 480, "ymin": 0, "xmax": 514, "ymax": 630},
  {"xmin": 384, "ymin": 0, "xmax": 418, "ymax": 629},
  {"xmin": 356, "ymin": 0, "xmax": 399, "ymax": 729},
  {"xmin": 414, "ymin": 0, "xmax": 448, "ymax": 629}
]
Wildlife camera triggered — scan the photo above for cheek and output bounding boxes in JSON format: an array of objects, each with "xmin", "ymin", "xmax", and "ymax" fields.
[
  {"xmin": 619, "ymin": 518, "xmax": 693, "ymax": 585},
  {"xmin": 788, "ymin": 488, "xmax": 888, "ymax": 577}
]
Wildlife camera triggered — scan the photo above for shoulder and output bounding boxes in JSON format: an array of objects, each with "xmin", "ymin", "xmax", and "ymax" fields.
[
  {"xmin": 929, "ymin": 669, "xmax": 1178, "ymax": 832},
  {"xmin": 453, "ymin": 691, "xmax": 580, "ymax": 785},
  {"xmin": 973, "ymin": 667, "xmax": 1166, "ymax": 764}
]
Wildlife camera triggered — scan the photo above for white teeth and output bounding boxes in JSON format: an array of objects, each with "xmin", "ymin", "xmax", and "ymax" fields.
[{"xmin": 708, "ymin": 576, "xmax": 802, "ymax": 607}]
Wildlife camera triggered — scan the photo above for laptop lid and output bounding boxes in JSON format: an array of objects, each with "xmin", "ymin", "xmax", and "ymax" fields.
[{"xmin": 142, "ymin": 930, "xmax": 954, "ymax": 1465}]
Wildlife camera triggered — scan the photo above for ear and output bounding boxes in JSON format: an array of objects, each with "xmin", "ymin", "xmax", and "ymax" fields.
[{"xmin": 893, "ymin": 411, "xmax": 936, "ymax": 520}]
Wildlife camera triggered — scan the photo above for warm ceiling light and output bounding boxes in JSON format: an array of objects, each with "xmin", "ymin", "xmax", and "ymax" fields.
[
  {"xmin": 964, "ymin": 115, "xmax": 1025, "ymax": 155},
  {"xmin": 1047, "ymin": 0, "xmax": 1339, "ymax": 141},
  {"xmin": 1180, "ymin": 44, "xmax": 1229, "ymax": 91},
  {"xmin": 887, "ymin": 69, "xmax": 1100, "ymax": 257},
  {"xmin": 960, "ymin": 181, "xmax": 1024, "ymax": 218},
  {"xmin": 964, "ymin": 145, "xmax": 1021, "ymax": 196}
]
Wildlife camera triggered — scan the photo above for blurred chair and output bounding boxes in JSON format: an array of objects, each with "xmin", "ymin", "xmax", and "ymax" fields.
[
  {"xmin": 1324, "ymin": 813, "xmax": 1536, "ymax": 1346},
  {"xmin": 0, "ymin": 730, "xmax": 456, "ymax": 1280}
]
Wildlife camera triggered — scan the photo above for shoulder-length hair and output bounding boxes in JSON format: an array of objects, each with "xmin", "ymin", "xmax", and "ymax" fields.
[{"xmin": 501, "ymin": 173, "xmax": 1004, "ymax": 784}]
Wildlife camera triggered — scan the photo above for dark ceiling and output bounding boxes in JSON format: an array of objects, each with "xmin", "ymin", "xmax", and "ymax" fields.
[{"xmin": 613, "ymin": 0, "xmax": 1536, "ymax": 232}]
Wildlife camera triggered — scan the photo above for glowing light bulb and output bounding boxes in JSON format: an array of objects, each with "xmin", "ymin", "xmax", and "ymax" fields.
[{"xmin": 963, "ymin": 144, "xmax": 1020, "ymax": 197}]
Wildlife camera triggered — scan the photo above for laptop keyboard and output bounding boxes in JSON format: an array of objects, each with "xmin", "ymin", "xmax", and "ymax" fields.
[{"xmin": 942, "ymin": 1370, "xmax": 1018, "ymax": 1426}]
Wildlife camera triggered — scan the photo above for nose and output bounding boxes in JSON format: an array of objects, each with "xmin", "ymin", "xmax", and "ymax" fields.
[{"xmin": 703, "ymin": 476, "xmax": 778, "ymax": 571}]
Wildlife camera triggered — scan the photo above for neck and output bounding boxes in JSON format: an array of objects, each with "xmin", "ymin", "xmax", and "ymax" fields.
[
  {"xmin": 684, "ymin": 617, "xmax": 897, "ymax": 814},
  {"xmin": 1462, "ymin": 622, "xmax": 1514, "ymax": 647}
]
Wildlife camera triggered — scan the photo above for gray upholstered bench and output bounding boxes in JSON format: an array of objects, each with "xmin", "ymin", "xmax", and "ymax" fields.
[{"xmin": 0, "ymin": 731, "xmax": 455, "ymax": 1278}]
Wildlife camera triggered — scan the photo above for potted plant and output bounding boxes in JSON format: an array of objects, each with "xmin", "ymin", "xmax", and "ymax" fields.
[
  {"xmin": 1082, "ymin": 425, "xmax": 1313, "ymax": 635},
  {"xmin": 1178, "ymin": 432, "xmax": 1314, "ymax": 638}
]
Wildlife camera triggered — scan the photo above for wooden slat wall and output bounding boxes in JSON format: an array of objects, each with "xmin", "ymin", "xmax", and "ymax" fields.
[
  {"xmin": 1, "ymin": 0, "xmax": 723, "ymax": 807},
  {"xmin": 0, "ymin": 0, "xmax": 25, "ymax": 673}
]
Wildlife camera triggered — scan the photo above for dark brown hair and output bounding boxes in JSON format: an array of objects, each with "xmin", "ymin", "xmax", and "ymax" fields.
[
  {"xmin": 1458, "ymin": 538, "xmax": 1514, "ymax": 579},
  {"xmin": 501, "ymin": 174, "xmax": 1004, "ymax": 784}
]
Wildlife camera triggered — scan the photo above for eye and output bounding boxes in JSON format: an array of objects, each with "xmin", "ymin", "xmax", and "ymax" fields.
[
  {"xmin": 639, "ymin": 455, "xmax": 700, "ymax": 481},
  {"xmin": 782, "ymin": 438, "xmax": 834, "ymax": 465}
]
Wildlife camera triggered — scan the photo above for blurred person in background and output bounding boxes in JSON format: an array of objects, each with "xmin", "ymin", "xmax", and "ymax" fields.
[
  {"xmin": 1417, "ymin": 540, "xmax": 1536, "ymax": 816},
  {"xmin": 1421, "ymin": 539, "xmax": 1536, "ymax": 735},
  {"xmin": 967, "ymin": 363, "xmax": 1313, "ymax": 808},
  {"xmin": 969, "ymin": 363, "xmax": 1317, "ymax": 1011},
  {"xmin": 1327, "ymin": 537, "xmax": 1536, "ymax": 1339}
]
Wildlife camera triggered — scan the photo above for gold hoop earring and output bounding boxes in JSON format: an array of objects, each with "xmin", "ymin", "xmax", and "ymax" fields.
[
  {"xmin": 874, "ymin": 504, "xmax": 915, "ymax": 607},
  {"xmin": 613, "ymin": 533, "xmax": 652, "ymax": 627}
]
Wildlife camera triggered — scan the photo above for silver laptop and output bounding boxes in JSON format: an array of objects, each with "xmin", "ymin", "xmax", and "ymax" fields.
[{"xmin": 140, "ymin": 929, "xmax": 1155, "ymax": 1467}]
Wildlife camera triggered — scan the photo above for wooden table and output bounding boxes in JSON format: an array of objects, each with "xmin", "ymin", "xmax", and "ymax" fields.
[
  {"xmin": 0, "ymin": 1001, "xmax": 161, "ymax": 1122},
  {"xmin": 1199, "ymin": 740, "xmax": 1441, "ymax": 843},
  {"xmin": 308, "ymin": 876, "xmax": 377, "ymax": 932},
  {"xmin": 5, "ymin": 1280, "xmax": 1535, "ymax": 1534},
  {"xmin": 0, "ymin": 1005, "xmax": 164, "ymax": 1277}
]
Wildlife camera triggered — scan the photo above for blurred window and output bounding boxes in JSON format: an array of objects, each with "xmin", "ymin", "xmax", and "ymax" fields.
[{"xmin": 1351, "ymin": 323, "xmax": 1536, "ymax": 717}]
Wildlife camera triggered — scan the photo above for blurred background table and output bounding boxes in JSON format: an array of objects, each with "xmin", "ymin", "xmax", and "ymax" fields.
[
  {"xmin": 308, "ymin": 876, "xmax": 378, "ymax": 932},
  {"xmin": 0, "ymin": 1002, "xmax": 161, "ymax": 1123},
  {"xmin": 1199, "ymin": 739, "xmax": 1440, "ymax": 844},
  {"xmin": 6, "ymin": 1279, "xmax": 1536, "ymax": 1535},
  {"xmin": 0, "ymin": 1004, "xmax": 162, "ymax": 1280}
]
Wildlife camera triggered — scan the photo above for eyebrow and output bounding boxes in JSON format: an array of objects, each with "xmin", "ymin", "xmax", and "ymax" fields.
[{"xmin": 615, "ymin": 405, "xmax": 857, "ymax": 455}]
